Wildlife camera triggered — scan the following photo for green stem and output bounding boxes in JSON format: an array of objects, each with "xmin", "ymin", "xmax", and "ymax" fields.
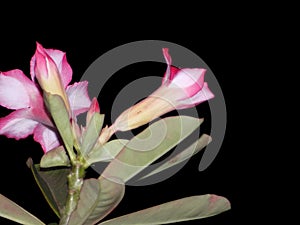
[{"xmin": 59, "ymin": 161, "xmax": 85, "ymax": 225}]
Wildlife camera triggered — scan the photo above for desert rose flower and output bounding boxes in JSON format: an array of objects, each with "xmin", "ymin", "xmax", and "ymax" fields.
[
  {"xmin": 31, "ymin": 42, "xmax": 72, "ymax": 112},
  {"xmin": 112, "ymin": 48, "xmax": 214, "ymax": 132},
  {"xmin": 0, "ymin": 44, "xmax": 91, "ymax": 152}
]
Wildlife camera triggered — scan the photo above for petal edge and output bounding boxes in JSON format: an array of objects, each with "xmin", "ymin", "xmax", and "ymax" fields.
[
  {"xmin": 66, "ymin": 81, "xmax": 91, "ymax": 116},
  {"xmin": 0, "ymin": 109, "xmax": 38, "ymax": 139}
]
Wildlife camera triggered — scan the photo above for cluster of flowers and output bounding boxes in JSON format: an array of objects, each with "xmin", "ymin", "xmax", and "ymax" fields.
[{"xmin": 0, "ymin": 43, "xmax": 214, "ymax": 154}]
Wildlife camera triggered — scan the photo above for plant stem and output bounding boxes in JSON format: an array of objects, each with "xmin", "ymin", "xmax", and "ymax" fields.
[{"xmin": 59, "ymin": 161, "xmax": 85, "ymax": 225}]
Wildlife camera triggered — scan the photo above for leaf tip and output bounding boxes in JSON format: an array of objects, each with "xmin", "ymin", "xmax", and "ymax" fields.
[{"xmin": 209, "ymin": 194, "xmax": 231, "ymax": 211}]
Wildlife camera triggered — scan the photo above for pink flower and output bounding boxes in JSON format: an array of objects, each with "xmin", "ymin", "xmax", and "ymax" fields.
[
  {"xmin": 112, "ymin": 48, "xmax": 214, "ymax": 132},
  {"xmin": 0, "ymin": 43, "xmax": 91, "ymax": 152},
  {"xmin": 31, "ymin": 42, "xmax": 72, "ymax": 113}
]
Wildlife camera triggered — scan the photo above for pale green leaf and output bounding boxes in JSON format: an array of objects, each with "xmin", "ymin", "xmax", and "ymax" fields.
[
  {"xmin": 40, "ymin": 146, "xmax": 70, "ymax": 168},
  {"xmin": 27, "ymin": 158, "xmax": 69, "ymax": 218},
  {"xmin": 102, "ymin": 116, "xmax": 203, "ymax": 183},
  {"xmin": 81, "ymin": 113, "xmax": 104, "ymax": 156},
  {"xmin": 87, "ymin": 139, "xmax": 129, "ymax": 164},
  {"xmin": 44, "ymin": 93, "xmax": 74, "ymax": 157},
  {"xmin": 98, "ymin": 194, "xmax": 230, "ymax": 225},
  {"xmin": 0, "ymin": 194, "xmax": 45, "ymax": 225},
  {"xmin": 139, "ymin": 134, "xmax": 211, "ymax": 180},
  {"xmin": 68, "ymin": 177, "xmax": 125, "ymax": 225}
]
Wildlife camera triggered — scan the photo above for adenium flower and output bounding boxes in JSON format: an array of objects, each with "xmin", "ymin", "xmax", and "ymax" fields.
[
  {"xmin": 0, "ymin": 43, "xmax": 91, "ymax": 152},
  {"xmin": 31, "ymin": 42, "xmax": 72, "ymax": 112},
  {"xmin": 112, "ymin": 48, "xmax": 214, "ymax": 132}
]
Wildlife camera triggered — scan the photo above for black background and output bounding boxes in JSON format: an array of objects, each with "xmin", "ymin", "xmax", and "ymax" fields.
[{"xmin": 0, "ymin": 27, "xmax": 260, "ymax": 224}]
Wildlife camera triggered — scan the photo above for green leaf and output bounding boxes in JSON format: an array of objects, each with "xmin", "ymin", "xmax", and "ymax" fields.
[
  {"xmin": 40, "ymin": 146, "xmax": 70, "ymax": 168},
  {"xmin": 102, "ymin": 116, "xmax": 203, "ymax": 183},
  {"xmin": 44, "ymin": 93, "xmax": 74, "ymax": 159},
  {"xmin": 0, "ymin": 194, "xmax": 45, "ymax": 225},
  {"xmin": 68, "ymin": 177, "xmax": 125, "ymax": 225},
  {"xmin": 27, "ymin": 158, "xmax": 70, "ymax": 218},
  {"xmin": 81, "ymin": 113, "xmax": 104, "ymax": 156},
  {"xmin": 139, "ymin": 134, "xmax": 211, "ymax": 180},
  {"xmin": 98, "ymin": 194, "xmax": 230, "ymax": 225},
  {"xmin": 86, "ymin": 139, "xmax": 129, "ymax": 164}
]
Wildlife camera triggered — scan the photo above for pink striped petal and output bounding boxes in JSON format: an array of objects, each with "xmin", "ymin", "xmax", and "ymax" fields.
[
  {"xmin": 162, "ymin": 48, "xmax": 172, "ymax": 65},
  {"xmin": 176, "ymin": 82, "xmax": 215, "ymax": 109},
  {"xmin": 44, "ymin": 48, "xmax": 72, "ymax": 88},
  {"xmin": 30, "ymin": 42, "xmax": 72, "ymax": 88},
  {"xmin": 89, "ymin": 97, "xmax": 100, "ymax": 114},
  {"xmin": 33, "ymin": 124, "xmax": 60, "ymax": 153},
  {"xmin": 32, "ymin": 43, "xmax": 49, "ymax": 79},
  {"xmin": 0, "ymin": 70, "xmax": 40, "ymax": 110},
  {"xmin": 66, "ymin": 81, "xmax": 91, "ymax": 116},
  {"xmin": 0, "ymin": 109, "xmax": 38, "ymax": 139},
  {"xmin": 162, "ymin": 48, "xmax": 171, "ymax": 84},
  {"xmin": 170, "ymin": 68, "xmax": 206, "ymax": 97},
  {"xmin": 86, "ymin": 97, "xmax": 100, "ymax": 125},
  {"xmin": 162, "ymin": 48, "xmax": 179, "ymax": 84}
]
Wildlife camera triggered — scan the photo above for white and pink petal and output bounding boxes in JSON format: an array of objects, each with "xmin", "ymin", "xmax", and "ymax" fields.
[
  {"xmin": 43, "ymin": 48, "xmax": 72, "ymax": 88},
  {"xmin": 30, "ymin": 42, "xmax": 72, "ymax": 88},
  {"xmin": 66, "ymin": 81, "xmax": 91, "ymax": 116},
  {"xmin": 162, "ymin": 48, "xmax": 179, "ymax": 84},
  {"xmin": 170, "ymin": 68, "xmax": 206, "ymax": 97},
  {"xmin": 0, "ymin": 109, "xmax": 38, "ymax": 139},
  {"xmin": 86, "ymin": 97, "xmax": 100, "ymax": 125},
  {"xmin": 33, "ymin": 124, "xmax": 60, "ymax": 153},
  {"xmin": 176, "ymin": 82, "xmax": 215, "ymax": 109},
  {"xmin": 0, "ymin": 70, "xmax": 40, "ymax": 110}
]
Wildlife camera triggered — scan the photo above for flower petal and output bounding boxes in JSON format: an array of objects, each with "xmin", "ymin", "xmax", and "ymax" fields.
[
  {"xmin": 44, "ymin": 48, "xmax": 72, "ymax": 88},
  {"xmin": 0, "ymin": 109, "xmax": 38, "ymax": 139},
  {"xmin": 86, "ymin": 97, "xmax": 100, "ymax": 125},
  {"xmin": 176, "ymin": 82, "xmax": 215, "ymax": 109},
  {"xmin": 66, "ymin": 81, "xmax": 91, "ymax": 116},
  {"xmin": 162, "ymin": 48, "xmax": 179, "ymax": 84},
  {"xmin": 33, "ymin": 124, "xmax": 60, "ymax": 153},
  {"xmin": 0, "ymin": 70, "xmax": 40, "ymax": 109},
  {"xmin": 162, "ymin": 48, "xmax": 171, "ymax": 84},
  {"xmin": 170, "ymin": 68, "xmax": 206, "ymax": 97},
  {"xmin": 30, "ymin": 42, "xmax": 72, "ymax": 88}
]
